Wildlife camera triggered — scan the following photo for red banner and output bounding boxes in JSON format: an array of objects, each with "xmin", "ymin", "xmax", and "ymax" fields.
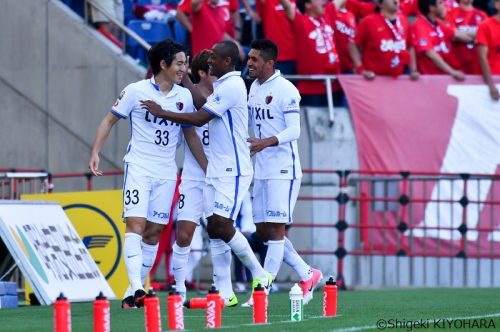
[{"xmin": 339, "ymin": 75, "xmax": 500, "ymax": 257}]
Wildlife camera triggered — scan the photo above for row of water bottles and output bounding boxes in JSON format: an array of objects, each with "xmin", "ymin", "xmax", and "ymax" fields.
[{"xmin": 289, "ymin": 276, "xmax": 338, "ymax": 322}]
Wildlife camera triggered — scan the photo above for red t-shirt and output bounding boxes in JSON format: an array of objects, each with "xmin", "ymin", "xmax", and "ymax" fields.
[
  {"xmin": 190, "ymin": 1, "xmax": 227, "ymax": 55},
  {"xmin": 476, "ymin": 17, "xmax": 500, "ymax": 75},
  {"xmin": 411, "ymin": 15, "xmax": 455, "ymax": 74},
  {"xmin": 178, "ymin": 0, "xmax": 238, "ymax": 39},
  {"xmin": 345, "ymin": 0, "xmax": 375, "ymax": 20},
  {"xmin": 400, "ymin": 0, "xmax": 418, "ymax": 17},
  {"xmin": 257, "ymin": 0, "xmax": 296, "ymax": 61},
  {"xmin": 326, "ymin": 4, "xmax": 356, "ymax": 72},
  {"xmin": 293, "ymin": 12, "xmax": 339, "ymax": 95},
  {"xmin": 447, "ymin": 7, "xmax": 487, "ymax": 74},
  {"xmin": 355, "ymin": 13, "xmax": 411, "ymax": 76}
]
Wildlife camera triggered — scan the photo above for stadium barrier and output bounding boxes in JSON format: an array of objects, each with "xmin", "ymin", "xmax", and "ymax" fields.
[{"xmin": 3, "ymin": 169, "xmax": 499, "ymax": 289}]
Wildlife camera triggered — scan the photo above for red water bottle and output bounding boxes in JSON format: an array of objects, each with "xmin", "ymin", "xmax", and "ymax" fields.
[
  {"xmin": 253, "ymin": 283, "xmax": 267, "ymax": 324},
  {"xmin": 144, "ymin": 289, "xmax": 161, "ymax": 332},
  {"xmin": 323, "ymin": 276, "xmax": 338, "ymax": 317},
  {"xmin": 93, "ymin": 292, "xmax": 110, "ymax": 332},
  {"xmin": 184, "ymin": 297, "xmax": 207, "ymax": 309},
  {"xmin": 205, "ymin": 285, "xmax": 222, "ymax": 328},
  {"xmin": 54, "ymin": 292, "xmax": 71, "ymax": 332},
  {"xmin": 167, "ymin": 286, "xmax": 184, "ymax": 330}
]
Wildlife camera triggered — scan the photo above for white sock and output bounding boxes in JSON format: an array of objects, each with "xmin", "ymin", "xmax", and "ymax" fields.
[
  {"xmin": 283, "ymin": 237, "xmax": 312, "ymax": 280},
  {"xmin": 123, "ymin": 285, "xmax": 133, "ymax": 299},
  {"xmin": 172, "ymin": 242, "xmax": 191, "ymax": 293},
  {"xmin": 210, "ymin": 239, "xmax": 233, "ymax": 297},
  {"xmin": 227, "ymin": 231, "xmax": 267, "ymax": 280},
  {"xmin": 264, "ymin": 239, "xmax": 285, "ymax": 278},
  {"xmin": 140, "ymin": 241, "xmax": 159, "ymax": 284},
  {"xmin": 123, "ymin": 232, "xmax": 143, "ymax": 291}
]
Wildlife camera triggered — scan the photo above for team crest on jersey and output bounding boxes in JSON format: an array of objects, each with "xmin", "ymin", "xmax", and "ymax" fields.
[
  {"xmin": 214, "ymin": 94, "xmax": 221, "ymax": 104},
  {"xmin": 118, "ymin": 90, "xmax": 125, "ymax": 100},
  {"xmin": 420, "ymin": 38, "xmax": 428, "ymax": 47},
  {"xmin": 176, "ymin": 102, "xmax": 184, "ymax": 110},
  {"xmin": 265, "ymin": 95, "xmax": 273, "ymax": 104}
]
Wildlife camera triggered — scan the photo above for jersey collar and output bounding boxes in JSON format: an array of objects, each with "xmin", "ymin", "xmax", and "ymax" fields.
[
  {"xmin": 256, "ymin": 70, "xmax": 281, "ymax": 86},
  {"xmin": 150, "ymin": 76, "xmax": 180, "ymax": 97},
  {"xmin": 213, "ymin": 71, "xmax": 241, "ymax": 88}
]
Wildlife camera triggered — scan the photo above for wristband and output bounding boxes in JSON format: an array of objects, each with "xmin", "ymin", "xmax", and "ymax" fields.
[{"xmin": 355, "ymin": 65, "xmax": 365, "ymax": 74}]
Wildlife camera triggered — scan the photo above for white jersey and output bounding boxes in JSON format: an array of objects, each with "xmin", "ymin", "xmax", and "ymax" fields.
[
  {"xmin": 182, "ymin": 122, "xmax": 209, "ymax": 181},
  {"xmin": 248, "ymin": 71, "xmax": 302, "ymax": 180},
  {"xmin": 111, "ymin": 77, "xmax": 194, "ymax": 179},
  {"xmin": 201, "ymin": 71, "xmax": 253, "ymax": 178}
]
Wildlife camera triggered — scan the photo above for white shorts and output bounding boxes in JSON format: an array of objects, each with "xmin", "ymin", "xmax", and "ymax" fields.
[
  {"xmin": 252, "ymin": 179, "xmax": 301, "ymax": 224},
  {"xmin": 122, "ymin": 164, "xmax": 177, "ymax": 225},
  {"xmin": 204, "ymin": 175, "xmax": 252, "ymax": 220},
  {"xmin": 177, "ymin": 179, "xmax": 204, "ymax": 225}
]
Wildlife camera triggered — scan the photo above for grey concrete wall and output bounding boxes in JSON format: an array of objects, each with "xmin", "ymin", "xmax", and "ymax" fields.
[{"xmin": 0, "ymin": 0, "xmax": 144, "ymax": 191}]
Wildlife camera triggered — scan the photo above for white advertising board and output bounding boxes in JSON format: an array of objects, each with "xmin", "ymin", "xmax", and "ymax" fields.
[{"xmin": 0, "ymin": 200, "xmax": 116, "ymax": 305}]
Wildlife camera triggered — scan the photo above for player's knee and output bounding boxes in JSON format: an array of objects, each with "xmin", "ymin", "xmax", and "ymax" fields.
[
  {"xmin": 142, "ymin": 223, "xmax": 164, "ymax": 244},
  {"xmin": 256, "ymin": 226, "xmax": 268, "ymax": 242},
  {"xmin": 176, "ymin": 229, "xmax": 193, "ymax": 247}
]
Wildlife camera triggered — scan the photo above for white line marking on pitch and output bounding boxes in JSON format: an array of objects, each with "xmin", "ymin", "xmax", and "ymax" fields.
[{"xmin": 330, "ymin": 312, "xmax": 500, "ymax": 332}]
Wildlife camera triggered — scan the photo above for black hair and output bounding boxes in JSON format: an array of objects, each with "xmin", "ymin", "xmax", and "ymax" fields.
[
  {"xmin": 214, "ymin": 40, "xmax": 240, "ymax": 66},
  {"xmin": 191, "ymin": 49, "xmax": 212, "ymax": 83},
  {"xmin": 297, "ymin": 0, "xmax": 310, "ymax": 14},
  {"xmin": 418, "ymin": 0, "xmax": 437, "ymax": 16},
  {"xmin": 147, "ymin": 39, "xmax": 186, "ymax": 75},
  {"xmin": 250, "ymin": 39, "xmax": 278, "ymax": 63}
]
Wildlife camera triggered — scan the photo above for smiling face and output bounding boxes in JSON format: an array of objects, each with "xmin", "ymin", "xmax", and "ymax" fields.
[
  {"xmin": 247, "ymin": 49, "xmax": 275, "ymax": 83},
  {"xmin": 163, "ymin": 52, "xmax": 187, "ymax": 84},
  {"xmin": 208, "ymin": 44, "xmax": 227, "ymax": 78}
]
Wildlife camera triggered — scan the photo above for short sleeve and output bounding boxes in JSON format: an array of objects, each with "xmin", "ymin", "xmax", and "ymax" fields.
[
  {"xmin": 202, "ymin": 87, "xmax": 235, "ymax": 118},
  {"xmin": 181, "ymin": 90, "xmax": 195, "ymax": 128},
  {"xmin": 177, "ymin": 0, "xmax": 192, "ymax": 14},
  {"xmin": 476, "ymin": 21, "xmax": 490, "ymax": 47},
  {"xmin": 355, "ymin": 17, "xmax": 369, "ymax": 47},
  {"xmin": 111, "ymin": 84, "xmax": 136, "ymax": 119},
  {"xmin": 411, "ymin": 22, "xmax": 432, "ymax": 53},
  {"xmin": 229, "ymin": 0, "xmax": 239, "ymax": 12},
  {"xmin": 440, "ymin": 22, "xmax": 455, "ymax": 42}
]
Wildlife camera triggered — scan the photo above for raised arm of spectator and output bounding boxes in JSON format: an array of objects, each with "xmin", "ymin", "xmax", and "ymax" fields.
[
  {"xmin": 348, "ymin": 40, "xmax": 375, "ymax": 80},
  {"xmin": 240, "ymin": 0, "xmax": 261, "ymax": 23},
  {"xmin": 278, "ymin": 0, "xmax": 295, "ymax": 20},
  {"xmin": 175, "ymin": 10, "xmax": 192, "ymax": 33},
  {"xmin": 478, "ymin": 45, "xmax": 500, "ymax": 101},
  {"xmin": 424, "ymin": 50, "xmax": 465, "ymax": 81}
]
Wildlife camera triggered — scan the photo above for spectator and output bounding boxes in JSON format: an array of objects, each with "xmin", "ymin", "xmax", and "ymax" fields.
[
  {"xmin": 278, "ymin": 0, "xmax": 341, "ymax": 106},
  {"xmin": 477, "ymin": 0, "xmax": 500, "ymax": 100},
  {"xmin": 348, "ymin": 0, "xmax": 419, "ymax": 80},
  {"xmin": 447, "ymin": 0, "xmax": 487, "ymax": 73},
  {"xmin": 411, "ymin": 0, "xmax": 474, "ymax": 80},
  {"xmin": 90, "ymin": 0, "xmax": 124, "ymax": 47},
  {"xmin": 253, "ymin": 0, "xmax": 298, "ymax": 74},
  {"xmin": 176, "ymin": 0, "xmax": 241, "ymax": 54},
  {"xmin": 326, "ymin": 0, "xmax": 357, "ymax": 73}
]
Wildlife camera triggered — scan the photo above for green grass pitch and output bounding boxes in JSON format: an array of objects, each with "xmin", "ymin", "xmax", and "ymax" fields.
[{"xmin": 1, "ymin": 288, "xmax": 499, "ymax": 331}]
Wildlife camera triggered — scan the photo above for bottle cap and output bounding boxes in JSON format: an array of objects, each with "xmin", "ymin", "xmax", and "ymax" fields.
[
  {"xmin": 290, "ymin": 283, "xmax": 302, "ymax": 295},
  {"xmin": 208, "ymin": 284, "xmax": 219, "ymax": 294},
  {"xmin": 147, "ymin": 288, "xmax": 156, "ymax": 298},
  {"xmin": 56, "ymin": 292, "xmax": 67, "ymax": 301},
  {"xmin": 183, "ymin": 300, "xmax": 191, "ymax": 308},
  {"xmin": 95, "ymin": 291, "xmax": 107, "ymax": 300},
  {"xmin": 254, "ymin": 283, "xmax": 264, "ymax": 292},
  {"xmin": 326, "ymin": 276, "xmax": 336, "ymax": 285}
]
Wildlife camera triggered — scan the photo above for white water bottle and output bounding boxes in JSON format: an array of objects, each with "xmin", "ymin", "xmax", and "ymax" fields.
[{"xmin": 289, "ymin": 283, "xmax": 303, "ymax": 322}]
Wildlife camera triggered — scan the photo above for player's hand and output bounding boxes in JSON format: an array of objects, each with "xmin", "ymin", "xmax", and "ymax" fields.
[
  {"xmin": 362, "ymin": 70, "xmax": 376, "ymax": 80},
  {"xmin": 88, "ymin": 153, "xmax": 103, "ymax": 176},
  {"xmin": 140, "ymin": 100, "xmax": 164, "ymax": 117},
  {"xmin": 451, "ymin": 70, "xmax": 465, "ymax": 81},
  {"xmin": 409, "ymin": 70, "xmax": 420, "ymax": 81},
  {"xmin": 489, "ymin": 84, "xmax": 500, "ymax": 101},
  {"xmin": 247, "ymin": 137, "xmax": 267, "ymax": 156}
]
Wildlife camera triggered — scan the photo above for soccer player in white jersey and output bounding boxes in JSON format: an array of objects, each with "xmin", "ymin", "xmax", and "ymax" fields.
[
  {"xmin": 88, "ymin": 39, "xmax": 207, "ymax": 309},
  {"xmin": 246, "ymin": 39, "xmax": 323, "ymax": 305},
  {"xmin": 141, "ymin": 41, "xmax": 272, "ymax": 300},
  {"xmin": 172, "ymin": 50, "xmax": 238, "ymax": 306}
]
